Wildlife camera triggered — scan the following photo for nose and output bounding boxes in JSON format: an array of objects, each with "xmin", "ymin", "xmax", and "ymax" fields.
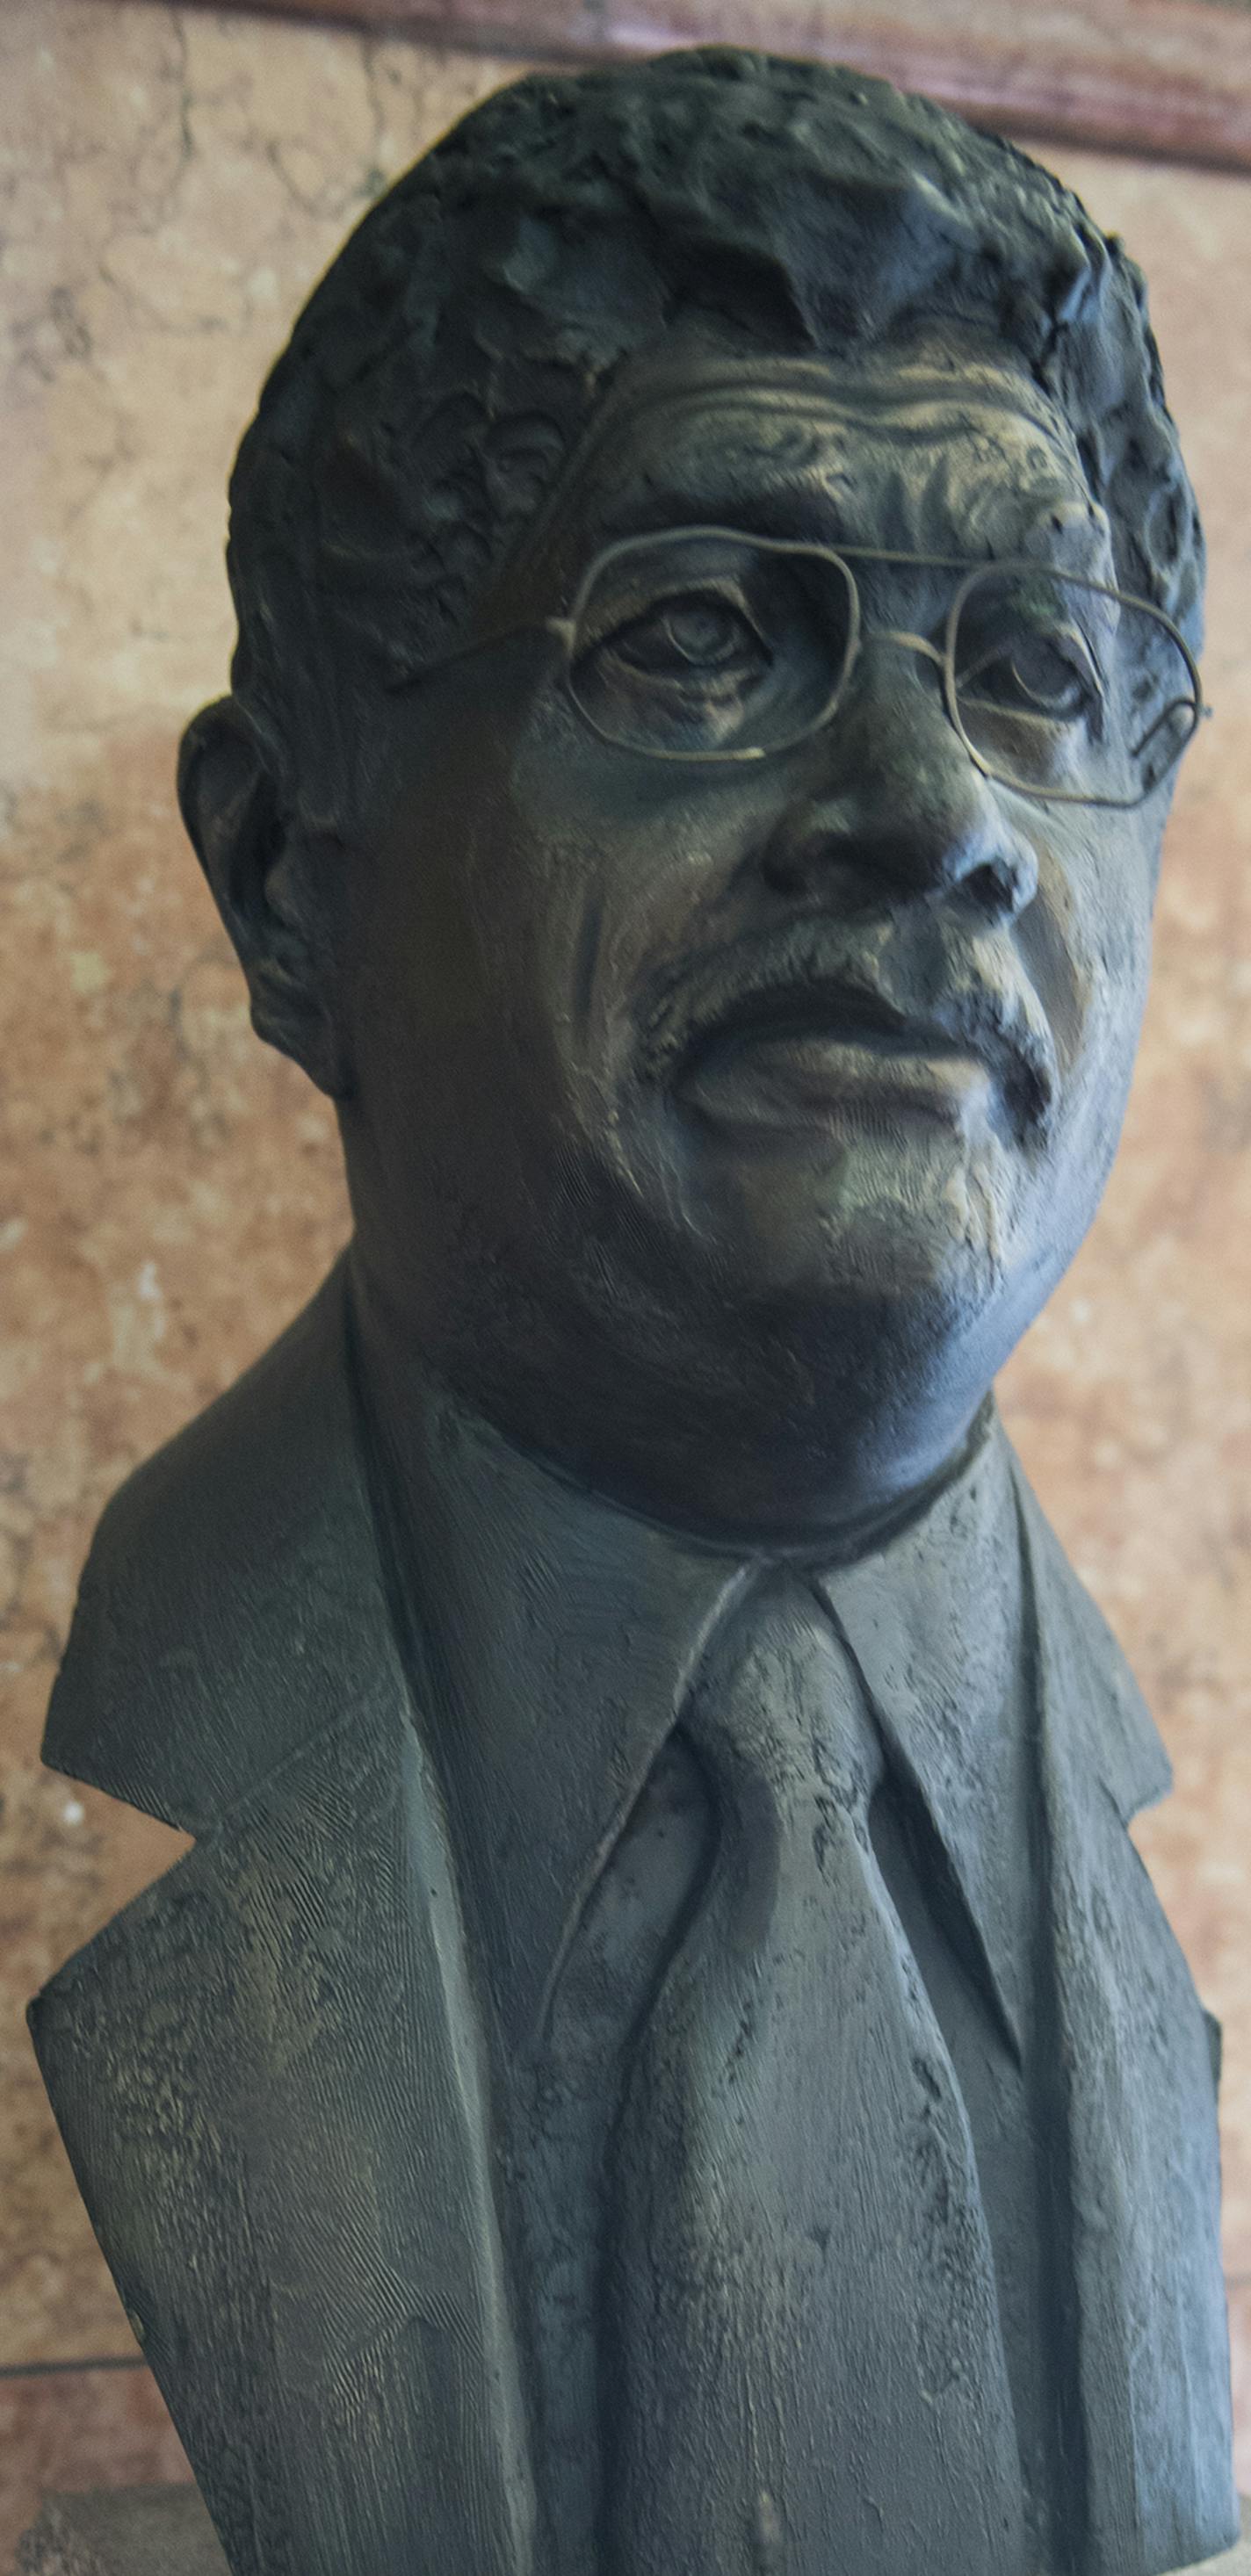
[{"xmin": 761, "ymin": 664, "xmax": 1039, "ymax": 920}]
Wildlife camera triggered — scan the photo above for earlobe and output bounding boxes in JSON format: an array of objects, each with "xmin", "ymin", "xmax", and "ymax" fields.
[{"xmin": 177, "ymin": 698, "xmax": 352, "ymax": 1099}]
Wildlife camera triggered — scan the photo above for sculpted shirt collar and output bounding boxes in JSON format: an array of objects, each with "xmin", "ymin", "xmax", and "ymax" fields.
[{"xmin": 352, "ymin": 1301, "xmax": 1027, "ymax": 2061}]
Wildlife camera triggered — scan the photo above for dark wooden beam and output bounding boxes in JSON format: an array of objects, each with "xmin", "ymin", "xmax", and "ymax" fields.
[{"xmin": 167, "ymin": 0, "xmax": 1251, "ymax": 171}]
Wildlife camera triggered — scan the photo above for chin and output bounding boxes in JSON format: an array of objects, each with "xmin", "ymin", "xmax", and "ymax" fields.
[
  {"xmin": 632, "ymin": 1201, "xmax": 1016, "ymax": 1467},
  {"xmin": 694, "ymin": 1129, "xmax": 1029, "ymax": 1323}
]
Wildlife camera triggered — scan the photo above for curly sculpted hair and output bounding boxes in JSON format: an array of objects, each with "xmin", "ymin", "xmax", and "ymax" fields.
[{"xmin": 223, "ymin": 45, "xmax": 1203, "ymax": 817}]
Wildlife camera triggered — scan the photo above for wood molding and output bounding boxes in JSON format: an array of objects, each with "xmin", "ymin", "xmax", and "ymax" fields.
[{"xmin": 163, "ymin": 0, "xmax": 1251, "ymax": 170}]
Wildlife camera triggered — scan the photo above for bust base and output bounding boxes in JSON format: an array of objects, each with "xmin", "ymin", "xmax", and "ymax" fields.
[{"xmin": 16, "ymin": 2487, "xmax": 1251, "ymax": 2573}]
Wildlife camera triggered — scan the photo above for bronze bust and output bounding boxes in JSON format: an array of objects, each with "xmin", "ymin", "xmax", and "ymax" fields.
[{"xmin": 29, "ymin": 47, "xmax": 1238, "ymax": 2576}]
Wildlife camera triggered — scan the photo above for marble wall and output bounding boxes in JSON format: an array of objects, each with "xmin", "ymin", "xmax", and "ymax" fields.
[{"xmin": 2, "ymin": 0, "xmax": 1249, "ymax": 2553}]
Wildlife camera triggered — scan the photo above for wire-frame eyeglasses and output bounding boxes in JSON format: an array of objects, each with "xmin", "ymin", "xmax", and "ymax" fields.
[{"xmin": 469, "ymin": 525, "xmax": 1205, "ymax": 813}]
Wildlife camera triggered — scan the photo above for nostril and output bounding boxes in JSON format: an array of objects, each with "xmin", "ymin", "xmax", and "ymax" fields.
[
  {"xmin": 965, "ymin": 859, "xmax": 1015, "ymax": 915},
  {"xmin": 761, "ymin": 841, "xmax": 810, "ymax": 897}
]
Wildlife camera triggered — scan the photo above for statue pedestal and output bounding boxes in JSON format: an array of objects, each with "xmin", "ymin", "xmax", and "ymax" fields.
[{"xmin": 14, "ymin": 2488, "xmax": 1251, "ymax": 2574}]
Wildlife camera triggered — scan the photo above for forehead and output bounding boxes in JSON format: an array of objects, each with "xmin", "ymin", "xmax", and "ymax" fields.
[{"xmin": 518, "ymin": 346, "xmax": 1111, "ymax": 595}]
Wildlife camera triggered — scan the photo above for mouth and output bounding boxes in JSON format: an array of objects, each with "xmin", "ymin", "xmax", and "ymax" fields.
[{"xmin": 662, "ymin": 961, "xmax": 1055, "ymax": 1142}]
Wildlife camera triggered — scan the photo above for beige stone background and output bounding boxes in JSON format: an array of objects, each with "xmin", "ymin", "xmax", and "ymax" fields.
[{"xmin": 1, "ymin": 0, "xmax": 1249, "ymax": 2556}]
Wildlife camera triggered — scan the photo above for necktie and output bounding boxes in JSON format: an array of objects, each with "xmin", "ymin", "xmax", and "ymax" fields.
[{"xmin": 604, "ymin": 1573, "xmax": 1028, "ymax": 2576}]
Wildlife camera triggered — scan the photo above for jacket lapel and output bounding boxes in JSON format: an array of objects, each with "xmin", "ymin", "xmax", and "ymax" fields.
[
  {"xmin": 31, "ymin": 1266, "xmax": 536, "ymax": 2576},
  {"xmin": 1016, "ymin": 1470, "xmax": 1237, "ymax": 2576}
]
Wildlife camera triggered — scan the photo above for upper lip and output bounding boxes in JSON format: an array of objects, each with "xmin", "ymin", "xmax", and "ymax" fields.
[{"xmin": 642, "ymin": 925, "xmax": 1059, "ymax": 1135}]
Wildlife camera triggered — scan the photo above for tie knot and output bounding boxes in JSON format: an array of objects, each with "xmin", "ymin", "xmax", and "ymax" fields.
[{"xmin": 684, "ymin": 1573, "xmax": 885, "ymax": 1815}]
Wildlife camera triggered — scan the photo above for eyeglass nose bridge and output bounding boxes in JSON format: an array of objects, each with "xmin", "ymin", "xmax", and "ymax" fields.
[
  {"xmin": 822, "ymin": 623, "xmax": 952, "ymax": 740},
  {"xmin": 842, "ymin": 625, "xmax": 950, "ymax": 703},
  {"xmin": 864, "ymin": 628, "xmax": 947, "ymax": 667}
]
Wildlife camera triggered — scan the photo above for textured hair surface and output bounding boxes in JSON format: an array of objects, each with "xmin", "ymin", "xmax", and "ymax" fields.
[{"xmin": 225, "ymin": 45, "xmax": 1203, "ymax": 811}]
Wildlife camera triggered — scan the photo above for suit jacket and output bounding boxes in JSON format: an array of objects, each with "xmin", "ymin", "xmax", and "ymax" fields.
[{"xmin": 30, "ymin": 1259, "xmax": 1238, "ymax": 2576}]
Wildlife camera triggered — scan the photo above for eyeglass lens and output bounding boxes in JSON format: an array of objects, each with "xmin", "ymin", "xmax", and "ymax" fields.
[
  {"xmin": 567, "ymin": 533, "xmax": 1198, "ymax": 802},
  {"xmin": 951, "ymin": 567, "xmax": 1197, "ymax": 804}
]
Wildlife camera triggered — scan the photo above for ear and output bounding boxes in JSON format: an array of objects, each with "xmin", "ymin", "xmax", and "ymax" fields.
[{"xmin": 177, "ymin": 699, "xmax": 351, "ymax": 1099}]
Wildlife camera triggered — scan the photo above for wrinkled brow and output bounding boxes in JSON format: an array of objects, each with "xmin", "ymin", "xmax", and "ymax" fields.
[{"xmin": 575, "ymin": 385, "xmax": 1096, "ymax": 540}]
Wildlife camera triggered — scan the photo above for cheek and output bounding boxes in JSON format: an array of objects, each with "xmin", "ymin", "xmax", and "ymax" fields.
[
  {"xmin": 1078, "ymin": 862, "xmax": 1153, "ymax": 1102},
  {"xmin": 351, "ymin": 709, "xmax": 554, "ymax": 1088},
  {"xmin": 501, "ymin": 707, "xmax": 770, "ymax": 1057},
  {"xmin": 1025, "ymin": 819, "xmax": 1156, "ymax": 1206},
  {"xmin": 1027, "ymin": 820, "xmax": 1153, "ymax": 1062}
]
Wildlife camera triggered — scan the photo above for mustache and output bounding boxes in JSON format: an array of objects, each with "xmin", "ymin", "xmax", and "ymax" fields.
[{"xmin": 638, "ymin": 917, "xmax": 1059, "ymax": 1136}]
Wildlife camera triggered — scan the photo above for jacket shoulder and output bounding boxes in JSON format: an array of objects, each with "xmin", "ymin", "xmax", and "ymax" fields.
[{"xmin": 43, "ymin": 1259, "xmax": 393, "ymax": 1833}]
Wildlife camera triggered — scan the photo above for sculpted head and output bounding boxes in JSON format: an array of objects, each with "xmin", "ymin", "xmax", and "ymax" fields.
[{"xmin": 180, "ymin": 47, "xmax": 1204, "ymax": 1538}]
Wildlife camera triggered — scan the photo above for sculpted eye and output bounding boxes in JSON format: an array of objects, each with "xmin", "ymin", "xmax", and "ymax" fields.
[
  {"xmin": 568, "ymin": 540, "xmax": 835, "ymax": 756},
  {"xmin": 958, "ymin": 629, "xmax": 1101, "ymax": 724},
  {"xmin": 610, "ymin": 593, "xmax": 768, "ymax": 679}
]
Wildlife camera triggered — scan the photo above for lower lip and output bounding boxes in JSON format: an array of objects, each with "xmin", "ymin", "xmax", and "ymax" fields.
[{"xmin": 677, "ymin": 1031, "xmax": 995, "ymax": 1133}]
